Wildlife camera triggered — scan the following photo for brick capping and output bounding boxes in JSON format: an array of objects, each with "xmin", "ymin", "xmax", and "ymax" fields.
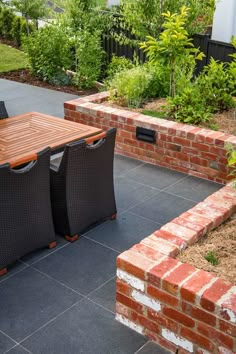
[
  {"xmin": 64, "ymin": 92, "xmax": 236, "ymax": 184},
  {"xmin": 64, "ymin": 93, "xmax": 236, "ymax": 353}
]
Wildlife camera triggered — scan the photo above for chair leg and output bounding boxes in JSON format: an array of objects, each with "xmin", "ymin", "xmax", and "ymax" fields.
[
  {"xmin": 0, "ymin": 268, "xmax": 7, "ymax": 277},
  {"xmin": 65, "ymin": 234, "xmax": 79, "ymax": 242},
  {"xmin": 110, "ymin": 213, "xmax": 117, "ymax": 220},
  {"xmin": 48, "ymin": 241, "xmax": 57, "ymax": 249}
]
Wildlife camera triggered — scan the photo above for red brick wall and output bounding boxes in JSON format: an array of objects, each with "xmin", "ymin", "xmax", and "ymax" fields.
[
  {"xmin": 64, "ymin": 92, "xmax": 236, "ymax": 184},
  {"xmin": 116, "ymin": 185, "xmax": 236, "ymax": 354}
]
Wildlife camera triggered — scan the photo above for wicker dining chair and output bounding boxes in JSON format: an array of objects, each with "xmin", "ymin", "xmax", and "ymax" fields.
[
  {"xmin": 50, "ymin": 128, "xmax": 117, "ymax": 242},
  {"xmin": 0, "ymin": 101, "xmax": 9, "ymax": 119},
  {"xmin": 0, "ymin": 148, "xmax": 56, "ymax": 276}
]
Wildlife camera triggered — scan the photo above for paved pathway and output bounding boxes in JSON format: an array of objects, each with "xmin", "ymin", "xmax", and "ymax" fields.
[
  {"xmin": 0, "ymin": 79, "xmax": 78, "ymax": 118},
  {"xmin": 0, "ymin": 80, "xmax": 223, "ymax": 354}
]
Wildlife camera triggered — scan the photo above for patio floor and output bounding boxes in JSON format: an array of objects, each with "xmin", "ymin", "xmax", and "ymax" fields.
[
  {"xmin": 0, "ymin": 79, "xmax": 224, "ymax": 353},
  {"xmin": 0, "ymin": 154, "xmax": 223, "ymax": 354}
]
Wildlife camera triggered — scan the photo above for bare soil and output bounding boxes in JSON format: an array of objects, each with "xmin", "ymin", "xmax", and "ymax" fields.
[{"xmin": 178, "ymin": 214, "xmax": 236, "ymax": 284}]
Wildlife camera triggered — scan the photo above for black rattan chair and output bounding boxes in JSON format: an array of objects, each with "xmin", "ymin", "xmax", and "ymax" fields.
[
  {"xmin": 0, "ymin": 101, "xmax": 9, "ymax": 119},
  {"xmin": 50, "ymin": 128, "xmax": 117, "ymax": 242},
  {"xmin": 0, "ymin": 148, "xmax": 56, "ymax": 276}
]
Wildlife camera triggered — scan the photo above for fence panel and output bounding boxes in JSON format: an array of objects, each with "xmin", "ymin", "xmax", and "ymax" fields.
[{"xmin": 102, "ymin": 31, "xmax": 236, "ymax": 74}]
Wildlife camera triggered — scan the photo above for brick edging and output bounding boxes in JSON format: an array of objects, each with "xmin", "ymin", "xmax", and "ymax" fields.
[
  {"xmin": 64, "ymin": 92, "xmax": 236, "ymax": 184},
  {"xmin": 116, "ymin": 184, "xmax": 236, "ymax": 354}
]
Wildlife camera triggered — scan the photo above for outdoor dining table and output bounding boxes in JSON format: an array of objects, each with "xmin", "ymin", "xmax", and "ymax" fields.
[{"xmin": 0, "ymin": 111, "xmax": 103, "ymax": 167}]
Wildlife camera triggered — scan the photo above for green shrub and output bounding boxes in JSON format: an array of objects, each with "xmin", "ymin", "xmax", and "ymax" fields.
[
  {"xmin": 73, "ymin": 30, "xmax": 104, "ymax": 89},
  {"xmin": 11, "ymin": 16, "xmax": 33, "ymax": 47},
  {"xmin": 106, "ymin": 55, "xmax": 134, "ymax": 81},
  {"xmin": 0, "ymin": 7, "xmax": 15, "ymax": 39},
  {"xmin": 167, "ymin": 86, "xmax": 212, "ymax": 125},
  {"xmin": 109, "ymin": 66, "xmax": 154, "ymax": 107},
  {"xmin": 196, "ymin": 58, "xmax": 235, "ymax": 113},
  {"xmin": 23, "ymin": 25, "xmax": 73, "ymax": 84},
  {"xmin": 225, "ymin": 143, "xmax": 236, "ymax": 187}
]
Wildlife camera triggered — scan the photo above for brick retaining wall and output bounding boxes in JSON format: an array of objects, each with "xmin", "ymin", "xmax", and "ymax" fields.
[
  {"xmin": 64, "ymin": 92, "xmax": 236, "ymax": 184},
  {"xmin": 116, "ymin": 185, "xmax": 236, "ymax": 354},
  {"xmin": 64, "ymin": 94, "xmax": 236, "ymax": 352}
]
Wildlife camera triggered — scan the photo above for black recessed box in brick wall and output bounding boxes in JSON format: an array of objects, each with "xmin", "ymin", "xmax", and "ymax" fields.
[{"xmin": 136, "ymin": 127, "xmax": 156, "ymax": 144}]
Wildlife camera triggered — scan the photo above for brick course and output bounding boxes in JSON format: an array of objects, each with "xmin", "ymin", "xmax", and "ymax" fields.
[{"xmin": 64, "ymin": 92, "xmax": 236, "ymax": 184}]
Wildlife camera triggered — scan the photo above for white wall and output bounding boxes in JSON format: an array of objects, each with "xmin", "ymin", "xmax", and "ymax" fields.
[{"xmin": 212, "ymin": 0, "xmax": 236, "ymax": 43}]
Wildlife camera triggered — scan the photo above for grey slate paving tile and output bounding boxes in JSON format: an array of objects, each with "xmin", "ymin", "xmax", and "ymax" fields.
[
  {"xmin": 21, "ymin": 235, "xmax": 68, "ymax": 265},
  {"xmin": 0, "ymin": 268, "xmax": 81, "ymax": 342},
  {"xmin": 0, "ymin": 261, "xmax": 28, "ymax": 284},
  {"xmin": 0, "ymin": 332, "xmax": 16, "ymax": 354},
  {"xmin": 85, "ymin": 211, "xmax": 161, "ymax": 252},
  {"xmin": 165, "ymin": 175, "xmax": 223, "ymax": 202},
  {"xmin": 0, "ymin": 79, "xmax": 78, "ymax": 117},
  {"xmin": 115, "ymin": 176, "xmax": 159, "ymax": 212},
  {"xmin": 136, "ymin": 341, "xmax": 171, "ymax": 354},
  {"xmin": 22, "ymin": 298, "xmax": 147, "ymax": 354},
  {"xmin": 129, "ymin": 191, "xmax": 196, "ymax": 225},
  {"xmin": 33, "ymin": 238, "xmax": 118, "ymax": 295},
  {"xmin": 121, "ymin": 163, "xmax": 187, "ymax": 190},
  {"xmin": 114, "ymin": 154, "xmax": 144, "ymax": 177},
  {"xmin": 88, "ymin": 277, "xmax": 116, "ymax": 313},
  {"xmin": 5, "ymin": 345, "xmax": 31, "ymax": 354}
]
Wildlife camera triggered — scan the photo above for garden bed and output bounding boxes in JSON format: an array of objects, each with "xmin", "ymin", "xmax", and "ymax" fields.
[
  {"xmin": 103, "ymin": 98, "xmax": 236, "ymax": 136},
  {"xmin": 178, "ymin": 214, "xmax": 236, "ymax": 284},
  {"xmin": 0, "ymin": 69, "xmax": 98, "ymax": 96},
  {"xmin": 64, "ymin": 92, "xmax": 236, "ymax": 184}
]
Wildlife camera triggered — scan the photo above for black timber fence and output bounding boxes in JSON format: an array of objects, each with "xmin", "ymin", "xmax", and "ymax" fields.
[{"xmin": 102, "ymin": 32, "xmax": 236, "ymax": 75}]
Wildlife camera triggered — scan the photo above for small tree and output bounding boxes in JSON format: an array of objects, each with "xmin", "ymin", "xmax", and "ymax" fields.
[
  {"xmin": 140, "ymin": 6, "xmax": 204, "ymax": 97},
  {"xmin": 12, "ymin": 0, "xmax": 48, "ymax": 34}
]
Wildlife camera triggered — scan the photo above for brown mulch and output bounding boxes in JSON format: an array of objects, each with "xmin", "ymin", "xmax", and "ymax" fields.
[
  {"xmin": 0, "ymin": 69, "xmax": 98, "ymax": 96},
  {"xmin": 178, "ymin": 214, "xmax": 236, "ymax": 284}
]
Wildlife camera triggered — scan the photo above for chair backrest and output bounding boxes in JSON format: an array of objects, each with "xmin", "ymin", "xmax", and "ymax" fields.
[
  {"xmin": 57, "ymin": 128, "xmax": 117, "ymax": 230},
  {"xmin": 0, "ymin": 101, "xmax": 9, "ymax": 119},
  {"xmin": 59, "ymin": 128, "xmax": 116, "ymax": 180},
  {"xmin": 0, "ymin": 147, "xmax": 53, "ymax": 230},
  {"xmin": 0, "ymin": 147, "xmax": 56, "ymax": 269}
]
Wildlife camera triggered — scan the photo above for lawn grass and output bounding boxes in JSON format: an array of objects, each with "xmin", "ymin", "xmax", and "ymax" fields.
[
  {"xmin": 0, "ymin": 43, "xmax": 28, "ymax": 73},
  {"xmin": 141, "ymin": 109, "xmax": 168, "ymax": 119}
]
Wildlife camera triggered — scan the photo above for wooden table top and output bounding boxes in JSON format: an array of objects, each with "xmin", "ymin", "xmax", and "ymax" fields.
[{"xmin": 0, "ymin": 112, "xmax": 102, "ymax": 167}]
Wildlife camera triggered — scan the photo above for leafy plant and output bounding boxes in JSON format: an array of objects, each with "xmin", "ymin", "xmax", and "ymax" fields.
[
  {"xmin": 116, "ymin": 0, "xmax": 215, "ymax": 45},
  {"xmin": 140, "ymin": 7, "xmax": 204, "ymax": 98},
  {"xmin": 167, "ymin": 86, "xmax": 212, "ymax": 125},
  {"xmin": 225, "ymin": 143, "xmax": 236, "ymax": 187},
  {"xmin": 11, "ymin": 16, "xmax": 34, "ymax": 47},
  {"xmin": 74, "ymin": 30, "xmax": 104, "ymax": 89},
  {"xmin": 106, "ymin": 55, "xmax": 134, "ymax": 81},
  {"xmin": 205, "ymin": 251, "xmax": 218, "ymax": 266},
  {"xmin": 196, "ymin": 58, "xmax": 235, "ymax": 113},
  {"xmin": 23, "ymin": 25, "xmax": 73, "ymax": 84},
  {"xmin": 228, "ymin": 36, "xmax": 236, "ymax": 96},
  {"xmin": 0, "ymin": 7, "xmax": 15, "ymax": 39},
  {"xmin": 109, "ymin": 66, "xmax": 154, "ymax": 107}
]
